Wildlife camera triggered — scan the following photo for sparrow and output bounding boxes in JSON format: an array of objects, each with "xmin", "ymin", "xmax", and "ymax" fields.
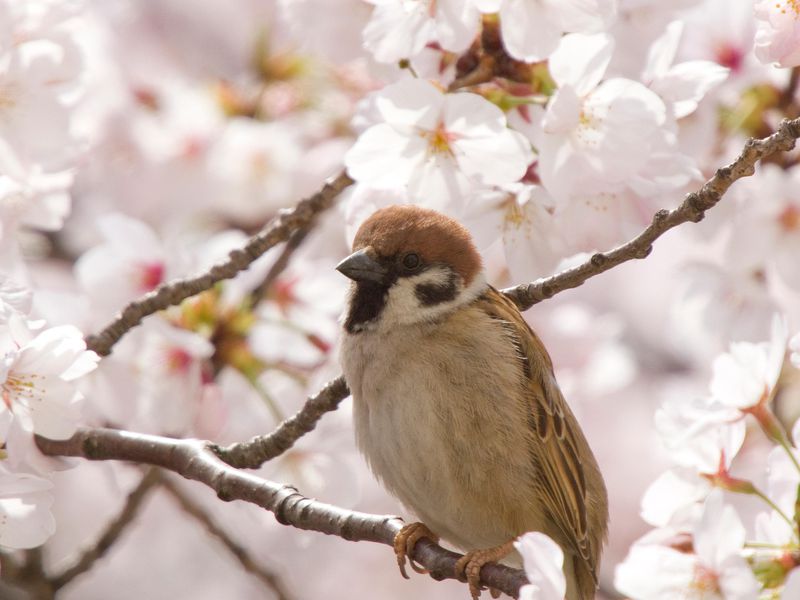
[{"xmin": 336, "ymin": 205, "xmax": 608, "ymax": 600}]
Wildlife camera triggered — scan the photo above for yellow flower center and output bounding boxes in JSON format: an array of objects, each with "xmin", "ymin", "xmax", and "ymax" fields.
[
  {"xmin": 777, "ymin": 0, "xmax": 800, "ymax": 17},
  {"xmin": 691, "ymin": 564, "xmax": 721, "ymax": 595},
  {"xmin": 422, "ymin": 122, "xmax": 456, "ymax": 156},
  {"xmin": 2, "ymin": 372, "xmax": 44, "ymax": 409}
]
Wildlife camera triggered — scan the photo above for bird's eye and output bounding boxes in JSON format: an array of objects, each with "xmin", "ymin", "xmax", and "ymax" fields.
[{"xmin": 402, "ymin": 252, "xmax": 421, "ymax": 271}]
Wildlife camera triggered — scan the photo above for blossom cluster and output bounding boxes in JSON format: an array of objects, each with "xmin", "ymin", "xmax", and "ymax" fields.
[
  {"xmin": 1, "ymin": 0, "xmax": 800, "ymax": 598},
  {"xmin": 616, "ymin": 318, "xmax": 800, "ymax": 598}
]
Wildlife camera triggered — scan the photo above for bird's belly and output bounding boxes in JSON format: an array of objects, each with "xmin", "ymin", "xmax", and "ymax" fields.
[{"xmin": 341, "ymin": 315, "xmax": 545, "ymax": 551}]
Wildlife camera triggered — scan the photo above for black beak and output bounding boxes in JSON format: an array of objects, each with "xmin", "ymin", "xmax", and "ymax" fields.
[{"xmin": 336, "ymin": 249, "xmax": 388, "ymax": 283}]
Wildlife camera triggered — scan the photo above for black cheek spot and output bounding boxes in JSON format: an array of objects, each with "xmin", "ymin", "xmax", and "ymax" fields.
[{"xmin": 415, "ymin": 271, "xmax": 458, "ymax": 306}]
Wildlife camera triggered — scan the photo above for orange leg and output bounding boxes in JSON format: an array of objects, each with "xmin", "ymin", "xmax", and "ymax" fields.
[
  {"xmin": 454, "ymin": 540, "xmax": 515, "ymax": 600},
  {"xmin": 393, "ymin": 522, "xmax": 439, "ymax": 579}
]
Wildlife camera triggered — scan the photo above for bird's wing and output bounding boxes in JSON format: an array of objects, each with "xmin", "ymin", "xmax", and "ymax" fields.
[{"xmin": 475, "ymin": 287, "xmax": 605, "ymax": 586}]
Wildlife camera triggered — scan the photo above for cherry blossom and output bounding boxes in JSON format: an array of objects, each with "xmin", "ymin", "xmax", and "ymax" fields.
[
  {"xmin": 0, "ymin": 277, "xmax": 31, "ymax": 323},
  {"xmin": 1, "ymin": 315, "xmax": 98, "ymax": 439},
  {"xmin": 754, "ymin": 0, "xmax": 800, "ymax": 68},
  {"xmin": 74, "ymin": 214, "xmax": 170, "ymax": 323},
  {"xmin": 726, "ymin": 164, "xmax": 800, "ymax": 290},
  {"xmin": 477, "ymin": 0, "xmax": 617, "ymax": 62},
  {"xmin": 514, "ymin": 531, "xmax": 566, "ymax": 600},
  {"xmin": 206, "ymin": 118, "xmax": 303, "ymax": 221},
  {"xmin": 363, "ymin": 0, "xmax": 481, "ymax": 63},
  {"xmin": 0, "ymin": 467, "xmax": 55, "ymax": 550},
  {"xmin": 279, "ymin": 0, "xmax": 372, "ymax": 64},
  {"xmin": 0, "ymin": 24, "xmax": 82, "ymax": 169},
  {"xmin": 641, "ymin": 21, "xmax": 729, "ymax": 118},
  {"xmin": 615, "ymin": 490, "xmax": 761, "ymax": 599},
  {"xmin": 5, "ymin": 0, "xmax": 800, "ymax": 595},
  {"xmin": 709, "ymin": 315, "xmax": 787, "ymax": 413},
  {"xmin": 640, "ymin": 392, "xmax": 746, "ymax": 528},
  {"xmin": 345, "ymin": 78, "xmax": 533, "ymax": 208},
  {"xmin": 531, "ymin": 33, "xmax": 695, "ymax": 207},
  {"xmin": 654, "ymin": 395, "xmax": 745, "ymax": 474},
  {"xmin": 134, "ymin": 321, "xmax": 217, "ymax": 436}
]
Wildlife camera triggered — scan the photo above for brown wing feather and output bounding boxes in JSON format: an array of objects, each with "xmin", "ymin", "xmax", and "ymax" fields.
[{"xmin": 475, "ymin": 287, "xmax": 608, "ymax": 595}]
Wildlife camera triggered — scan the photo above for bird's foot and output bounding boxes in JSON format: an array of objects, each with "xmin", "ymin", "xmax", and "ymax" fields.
[
  {"xmin": 454, "ymin": 540, "xmax": 515, "ymax": 600},
  {"xmin": 394, "ymin": 522, "xmax": 439, "ymax": 579}
]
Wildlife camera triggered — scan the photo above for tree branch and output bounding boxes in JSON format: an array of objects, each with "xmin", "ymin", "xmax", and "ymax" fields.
[
  {"xmin": 41, "ymin": 114, "xmax": 800, "ymax": 600},
  {"xmin": 502, "ymin": 116, "xmax": 800, "ymax": 310},
  {"xmin": 51, "ymin": 468, "xmax": 161, "ymax": 591},
  {"xmin": 85, "ymin": 171, "xmax": 353, "ymax": 357},
  {"xmin": 35, "ymin": 428, "xmax": 528, "ymax": 598},
  {"xmin": 249, "ymin": 228, "xmax": 310, "ymax": 310},
  {"xmin": 210, "ymin": 376, "xmax": 349, "ymax": 469},
  {"xmin": 157, "ymin": 472, "xmax": 293, "ymax": 600},
  {"xmin": 205, "ymin": 118, "xmax": 800, "ymax": 471}
]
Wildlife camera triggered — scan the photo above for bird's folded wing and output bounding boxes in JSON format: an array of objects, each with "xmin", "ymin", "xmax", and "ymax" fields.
[{"xmin": 475, "ymin": 287, "xmax": 598, "ymax": 582}]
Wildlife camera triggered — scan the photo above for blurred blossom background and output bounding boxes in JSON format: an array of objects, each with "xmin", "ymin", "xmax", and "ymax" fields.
[{"xmin": 2, "ymin": 0, "xmax": 800, "ymax": 598}]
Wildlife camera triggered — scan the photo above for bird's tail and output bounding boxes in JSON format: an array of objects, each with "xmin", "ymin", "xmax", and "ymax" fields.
[{"xmin": 564, "ymin": 554, "xmax": 597, "ymax": 600}]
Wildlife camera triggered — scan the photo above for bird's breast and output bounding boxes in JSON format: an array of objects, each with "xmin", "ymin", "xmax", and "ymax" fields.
[{"xmin": 340, "ymin": 304, "xmax": 546, "ymax": 551}]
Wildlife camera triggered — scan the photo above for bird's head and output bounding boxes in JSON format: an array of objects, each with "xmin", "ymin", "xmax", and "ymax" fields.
[{"xmin": 337, "ymin": 205, "xmax": 486, "ymax": 332}]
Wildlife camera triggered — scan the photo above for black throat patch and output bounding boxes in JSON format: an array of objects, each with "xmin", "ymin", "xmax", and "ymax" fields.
[{"xmin": 344, "ymin": 281, "xmax": 389, "ymax": 333}]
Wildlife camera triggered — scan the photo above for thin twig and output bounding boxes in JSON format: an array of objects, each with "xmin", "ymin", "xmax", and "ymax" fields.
[
  {"xmin": 157, "ymin": 473, "xmax": 293, "ymax": 600},
  {"xmin": 36, "ymin": 428, "xmax": 529, "ymax": 598},
  {"xmin": 210, "ymin": 376, "xmax": 349, "ymax": 469},
  {"xmin": 502, "ymin": 116, "xmax": 800, "ymax": 310},
  {"xmin": 51, "ymin": 469, "xmax": 161, "ymax": 591},
  {"xmin": 85, "ymin": 171, "xmax": 353, "ymax": 357},
  {"xmin": 249, "ymin": 229, "xmax": 309, "ymax": 310}
]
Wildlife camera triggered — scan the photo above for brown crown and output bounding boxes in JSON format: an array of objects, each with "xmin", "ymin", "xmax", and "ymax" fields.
[{"xmin": 352, "ymin": 205, "xmax": 483, "ymax": 285}]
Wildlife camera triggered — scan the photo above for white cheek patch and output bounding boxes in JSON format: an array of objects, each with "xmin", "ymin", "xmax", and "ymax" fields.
[{"xmin": 380, "ymin": 267, "xmax": 487, "ymax": 327}]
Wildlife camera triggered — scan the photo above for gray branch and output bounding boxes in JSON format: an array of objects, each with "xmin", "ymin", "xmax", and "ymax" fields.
[
  {"xmin": 41, "ymin": 117, "xmax": 800, "ymax": 598},
  {"xmin": 502, "ymin": 117, "xmax": 800, "ymax": 309},
  {"xmin": 204, "ymin": 117, "xmax": 800, "ymax": 472},
  {"xmin": 36, "ymin": 429, "xmax": 529, "ymax": 598},
  {"xmin": 85, "ymin": 171, "xmax": 353, "ymax": 357},
  {"xmin": 211, "ymin": 376, "xmax": 349, "ymax": 468}
]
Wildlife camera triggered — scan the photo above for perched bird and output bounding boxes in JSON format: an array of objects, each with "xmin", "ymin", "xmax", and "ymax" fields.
[{"xmin": 337, "ymin": 205, "xmax": 608, "ymax": 600}]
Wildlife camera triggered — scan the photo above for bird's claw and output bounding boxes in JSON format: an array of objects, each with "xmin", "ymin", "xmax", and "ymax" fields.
[
  {"xmin": 393, "ymin": 522, "xmax": 438, "ymax": 579},
  {"xmin": 454, "ymin": 541, "xmax": 515, "ymax": 600}
]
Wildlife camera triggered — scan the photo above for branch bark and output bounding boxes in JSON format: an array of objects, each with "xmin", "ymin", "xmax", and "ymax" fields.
[
  {"xmin": 201, "ymin": 118, "xmax": 800, "ymax": 472},
  {"xmin": 502, "ymin": 116, "xmax": 800, "ymax": 310},
  {"xmin": 40, "ymin": 116, "xmax": 800, "ymax": 599},
  {"xmin": 85, "ymin": 171, "xmax": 353, "ymax": 357},
  {"xmin": 36, "ymin": 428, "xmax": 528, "ymax": 598},
  {"xmin": 211, "ymin": 376, "xmax": 349, "ymax": 469}
]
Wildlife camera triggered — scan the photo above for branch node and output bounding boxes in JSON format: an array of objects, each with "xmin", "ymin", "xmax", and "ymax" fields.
[
  {"xmin": 716, "ymin": 165, "xmax": 732, "ymax": 180},
  {"xmin": 82, "ymin": 436, "xmax": 101, "ymax": 459},
  {"xmin": 653, "ymin": 209, "xmax": 669, "ymax": 223},
  {"xmin": 590, "ymin": 253, "xmax": 607, "ymax": 267},
  {"xmin": 635, "ymin": 245, "xmax": 653, "ymax": 259},
  {"xmin": 273, "ymin": 488, "xmax": 301, "ymax": 526}
]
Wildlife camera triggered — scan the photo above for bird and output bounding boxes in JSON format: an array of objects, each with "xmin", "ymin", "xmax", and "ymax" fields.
[{"xmin": 336, "ymin": 205, "xmax": 608, "ymax": 600}]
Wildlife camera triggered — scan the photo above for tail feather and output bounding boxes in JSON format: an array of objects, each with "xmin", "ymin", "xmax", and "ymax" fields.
[{"xmin": 564, "ymin": 554, "xmax": 597, "ymax": 600}]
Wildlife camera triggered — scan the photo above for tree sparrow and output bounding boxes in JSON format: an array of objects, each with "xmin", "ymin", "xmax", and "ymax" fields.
[{"xmin": 337, "ymin": 205, "xmax": 608, "ymax": 600}]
